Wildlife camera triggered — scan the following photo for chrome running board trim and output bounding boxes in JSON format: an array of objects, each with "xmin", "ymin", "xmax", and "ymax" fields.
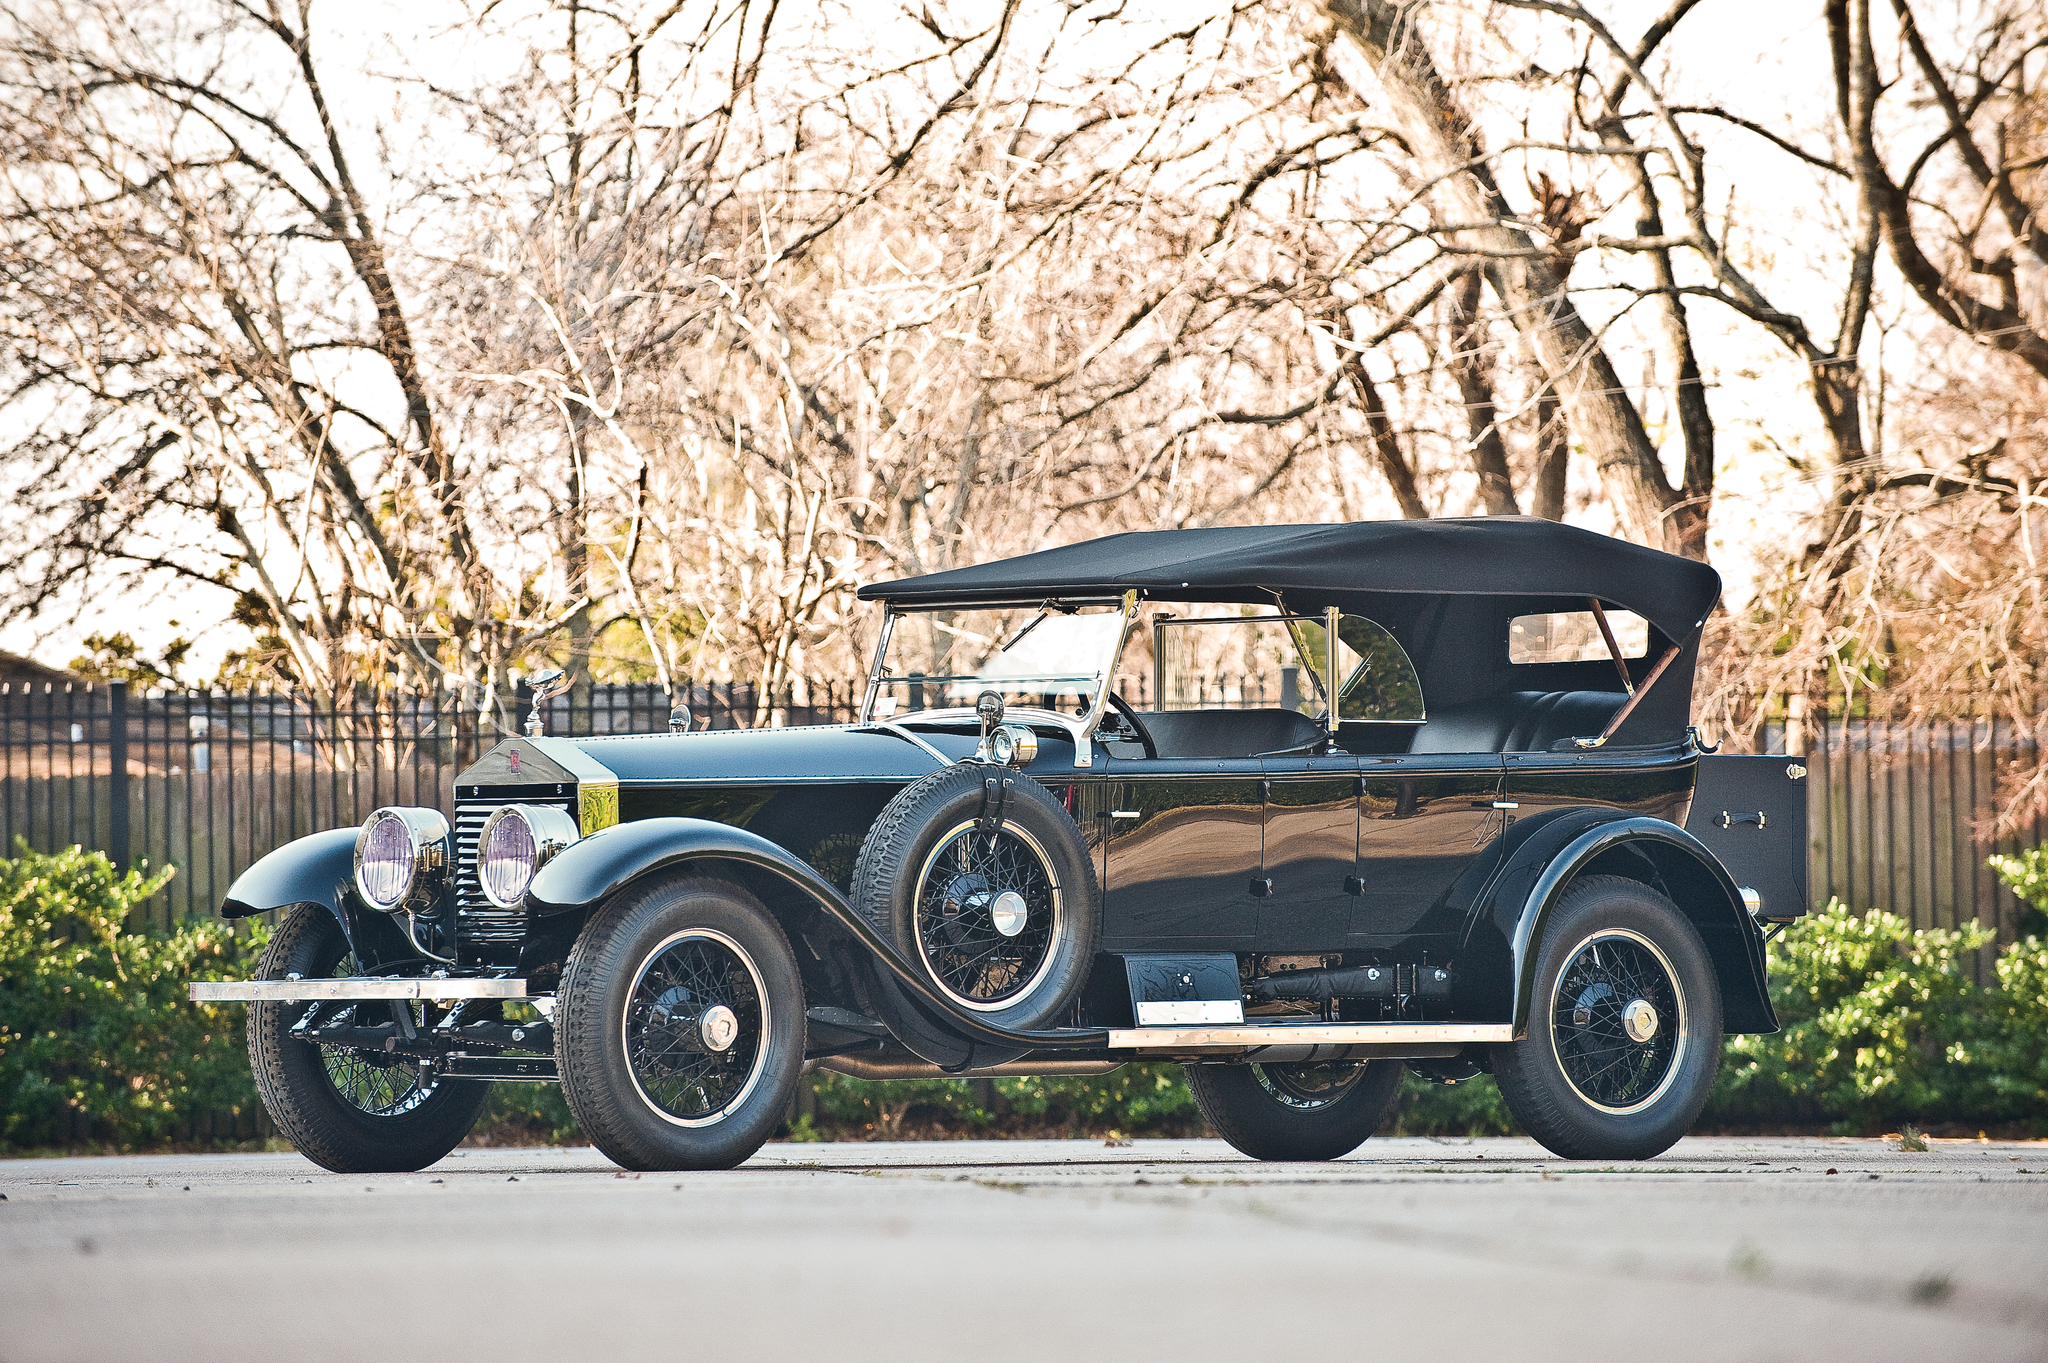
[
  {"xmin": 1106, "ymin": 1022, "xmax": 1511, "ymax": 1050},
  {"xmin": 811, "ymin": 1055, "xmax": 1127, "ymax": 1080},
  {"xmin": 190, "ymin": 977, "xmax": 528, "ymax": 1003}
]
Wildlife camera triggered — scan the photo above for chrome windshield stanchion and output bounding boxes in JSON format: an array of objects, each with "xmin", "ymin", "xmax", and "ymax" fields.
[
  {"xmin": 858, "ymin": 610, "xmax": 899, "ymax": 724},
  {"xmin": 1070, "ymin": 590, "xmax": 1139, "ymax": 768}
]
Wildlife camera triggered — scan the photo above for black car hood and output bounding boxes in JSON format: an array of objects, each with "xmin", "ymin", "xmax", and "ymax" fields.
[{"xmin": 548, "ymin": 723, "xmax": 990, "ymax": 785}]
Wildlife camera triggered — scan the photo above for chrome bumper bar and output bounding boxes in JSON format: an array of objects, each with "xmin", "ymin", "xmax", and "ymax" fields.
[
  {"xmin": 190, "ymin": 978, "xmax": 529, "ymax": 1003},
  {"xmin": 1106, "ymin": 1021, "xmax": 1512, "ymax": 1052}
]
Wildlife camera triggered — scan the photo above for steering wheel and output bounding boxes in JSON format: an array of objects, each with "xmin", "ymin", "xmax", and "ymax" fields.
[{"xmin": 1102, "ymin": 691, "xmax": 1158, "ymax": 760}]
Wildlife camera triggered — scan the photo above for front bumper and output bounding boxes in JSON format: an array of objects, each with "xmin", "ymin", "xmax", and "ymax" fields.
[{"xmin": 189, "ymin": 977, "xmax": 530, "ymax": 1003}]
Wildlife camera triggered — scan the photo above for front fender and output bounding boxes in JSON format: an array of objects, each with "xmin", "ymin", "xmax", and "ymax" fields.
[
  {"xmin": 1463, "ymin": 810, "xmax": 1775, "ymax": 1036},
  {"xmin": 525, "ymin": 817, "xmax": 1108, "ymax": 1057},
  {"xmin": 221, "ymin": 828, "xmax": 365, "ymax": 960}
]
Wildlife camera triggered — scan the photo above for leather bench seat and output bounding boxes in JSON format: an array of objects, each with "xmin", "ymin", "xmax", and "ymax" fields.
[
  {"xmin": 1407, "ymin": 690, "xmax": 1626, "ymax": 754},
  {"xmin": 1135, "ymin": 708, "xmax": 1326, "ymax": 760}
]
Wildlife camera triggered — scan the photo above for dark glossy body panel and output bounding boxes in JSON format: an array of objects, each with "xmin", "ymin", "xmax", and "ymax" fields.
[
  {"xmin": 1352, "ymin": 753, "xmax": 1505, "ymax": 945},
  {"xmin": 1502, "ymin": 749, "xmax": 1695, "ymax": 826},
  {"xmin": 1469, "ymin": 813, "xmax": 1774, "ymax": 1034},
  {"xmin": 1684, "ymin": 755, "xmax": 1811, "ymax": 921},
  {"xmin": 523, "ymin": 816, "xmax": 1109, "ymax": 1055},
  {"xmin": 222, "ymin": 827, "xmax": 360, "ymax": 919},
  {"xmin": 619, "ymin": 784, "xmax": 900, "ymax": 893},
  {"xmin": 1258, "ymin": 752, "xmax": 1360, "ymax": 952},
  {"xmin": 563, "ymin": 722, "xmax": 977, "ymax": 785},
  {"xmin": 1099, "ymin": 760, "xmax": 1263, "ymax": 951}
]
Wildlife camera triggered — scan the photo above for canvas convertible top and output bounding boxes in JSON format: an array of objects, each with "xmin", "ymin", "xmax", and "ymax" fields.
[{"xmin": 859, "ymin": 518, "xmax": 1722, "ymax": 643}]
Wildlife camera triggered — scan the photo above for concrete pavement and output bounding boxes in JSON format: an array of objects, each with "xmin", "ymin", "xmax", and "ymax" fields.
[{"xmin": 3, "ymin": 1136, "xmax": 2045, "ymax": 1361}]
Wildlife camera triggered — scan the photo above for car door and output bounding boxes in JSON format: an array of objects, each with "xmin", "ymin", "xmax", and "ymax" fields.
[
  {"xmin": 1257, "ymin": 750, "xmax": 1361, "ymax": 952},
  {"xmin": 1351, "ymin": 751, "xmax": 1508, "ymax": 947},
  {"xmin": 1098, "ymin": 756, "xmax": 1264, "ymax": 952}
]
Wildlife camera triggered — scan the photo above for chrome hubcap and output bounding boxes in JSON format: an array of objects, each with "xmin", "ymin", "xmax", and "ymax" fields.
[
  {"xmin": 700, "ymin": 1003, "xmax": 739, "ymax": 1052},
  {"xmin": 1622, "ymin": 998, "xmax": 1659, "ymax": 1043},
  {"xmin": 990, "ymin": 890, "xmax": 1028, "ymax": 938}
]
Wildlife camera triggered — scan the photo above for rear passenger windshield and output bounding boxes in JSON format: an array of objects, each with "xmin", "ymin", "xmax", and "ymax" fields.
[{"xmin": 1509, "ymin": 610, "xmax": 1647, "ymax": 664}]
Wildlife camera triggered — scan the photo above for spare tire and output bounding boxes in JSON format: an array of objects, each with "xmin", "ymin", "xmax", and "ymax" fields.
[{"xmin": 852, "ymin": 764, "xmax": 1098, "ymax": 1030}]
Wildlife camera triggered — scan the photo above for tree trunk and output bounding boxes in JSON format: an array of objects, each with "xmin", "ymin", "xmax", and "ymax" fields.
[
  {"xmin": 1318, "ymin": 0, "xmax": 1697, "ymax": 556},
  {"xmin": 1449, "ymin": 271, "xmax": 1520, "ymax": 515}
]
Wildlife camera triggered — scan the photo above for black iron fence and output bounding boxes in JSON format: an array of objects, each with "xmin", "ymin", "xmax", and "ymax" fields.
[
  {"xmin": 0, "ymin": 680, "xmax": 863, "ymax": 926},
  {"xmin": 3, "ymin": 681, "xmax": 2042, "ymax": 940}
]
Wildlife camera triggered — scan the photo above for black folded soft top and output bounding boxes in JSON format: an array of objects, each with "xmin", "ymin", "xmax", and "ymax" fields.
[{"xmin": 859, "ymin": 518, "xmax": 1721, "ymax": 643}]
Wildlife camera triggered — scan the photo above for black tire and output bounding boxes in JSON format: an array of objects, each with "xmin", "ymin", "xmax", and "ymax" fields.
[
  {"xmin": 1491, "ymin": 875, "xmax": 1722, "ymax": 1160},
  {"xmin": 555, "ymin": 874, "xmax": 804, "ymax": 1171},
  {"xmin": 247, "ymin": 905, "xmax": 490, "ymax": 1174},
  {"xmin": 852, "ymin": 765, "xmax": 1098, "ymax": 1029},
  {"xmin": 1186, "ymin": 1060, "xmax": 1405, "ymax": 1161}
]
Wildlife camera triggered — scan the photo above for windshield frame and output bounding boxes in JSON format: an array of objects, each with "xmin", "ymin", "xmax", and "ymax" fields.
[{"xmin": 858, "ymin": 591, "xmax": 1138, "ymax": 768}]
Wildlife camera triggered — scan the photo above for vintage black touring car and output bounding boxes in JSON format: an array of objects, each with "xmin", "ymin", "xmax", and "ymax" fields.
[{"xmin": 193, "ymin": 518, "xmax": 1808, "ymax": 1172}]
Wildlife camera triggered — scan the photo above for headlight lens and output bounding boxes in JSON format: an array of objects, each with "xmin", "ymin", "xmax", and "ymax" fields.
[
  {"xmin": 478, "ymin": 803, "xmax": 581, "ymax": 908},
  {"xmin": 354, "ymin": 808, "xmax": 451, "ymax": 911},
  {"xmin": 988, "ymin": 723, "xmax": 1038, "ymax": 769}
]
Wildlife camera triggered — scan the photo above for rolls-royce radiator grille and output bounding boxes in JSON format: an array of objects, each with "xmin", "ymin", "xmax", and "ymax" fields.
[{"xmin": 454, "ymin": 798, "xmax": 576, "ymax": 961}]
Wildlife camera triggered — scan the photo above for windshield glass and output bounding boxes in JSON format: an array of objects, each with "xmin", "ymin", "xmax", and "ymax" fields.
[{"xmin": 871, "ymin": 607, "xmax": 1128, "ymax": 719}]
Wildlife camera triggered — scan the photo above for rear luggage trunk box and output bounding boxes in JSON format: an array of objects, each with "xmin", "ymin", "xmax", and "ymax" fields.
[{"xmin": 1685, "ymin": 755, "xmax": 1811, "ymax": 923}]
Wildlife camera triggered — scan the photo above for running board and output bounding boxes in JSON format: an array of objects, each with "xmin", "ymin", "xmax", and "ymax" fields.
[
  {"xmin": 1107, "ymin": 1022, "xmax": 1512, "ymax": 1051},
  {"xmin": 190, "ymin": 977, "xmax": 529, "ymax": 1003}
]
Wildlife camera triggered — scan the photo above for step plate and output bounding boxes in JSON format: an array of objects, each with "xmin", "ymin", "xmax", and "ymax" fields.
[
  {"xmin": 1108, "ymin": 1021, "xmax": 1511, "ymax": 1051},
  {"xmin": 190, "ymin": 978, "xmax": 529, "ymax": 1003}
]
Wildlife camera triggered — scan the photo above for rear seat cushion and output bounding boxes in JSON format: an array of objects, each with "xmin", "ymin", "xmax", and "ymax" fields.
[
  {"xmin": 1407, "ymin": 690, "xmax": 1626, "ymax": 754},
  {"xmin": 1136, "ymin": 709, "xmax": 1326, "ymax": 760}
]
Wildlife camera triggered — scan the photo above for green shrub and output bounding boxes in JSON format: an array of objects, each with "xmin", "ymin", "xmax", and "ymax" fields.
[
  {"xmin": 789, "ymin": 1063, "xmax": 1513, "ymax": 1141},
  {"xmin": 12, "ymin": 835, "xmax": 2047, "ymax": 1151},
  {"xmin": 1972, "ymin": 934, "xmax": 2048, "ymax": 1119},
  {"xmin": 0, "ymin": 843, "xmax": 267, "ymax": 1151},
  {"xmin": 1708, "ymin": 901, "xmax": 2023, "ymax": 1132},
  {"xmin": 792, "ymin": 1062, "xmax": 1203, "ymax": 1140},
  {"xmin": 474, "ymin": 1082, "xmax": 582, "ymax": 1146},
  {"xmin": 1386, "ymin": 1071, "xmax": 1519, "ymax": 1137},
  {"xmin": 1990, "ymin": 846, "xmax": 2048, "ymax": 938}
]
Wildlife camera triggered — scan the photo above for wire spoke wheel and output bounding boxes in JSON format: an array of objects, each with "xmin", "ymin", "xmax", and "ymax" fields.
[
  {"xmin": 622, "ymin": 929, "xmax": 769, "ymax": 1127},
  {"xmin": 912, "ymin": 820, "xmax": 1061, "ymax": 1010},
  {"xmin": 1549, "ymin": 929, "xmax": 1685, "ymax": 1114},
  {"xmin": 313, "ymin": 952, "xmax": 437, "ymax": 1118},
  {"xmin": 1252, "ymin": 1062, "xmax": 1367, "ymax": 1111}
]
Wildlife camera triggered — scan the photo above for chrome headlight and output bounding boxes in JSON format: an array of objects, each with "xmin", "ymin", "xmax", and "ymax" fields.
[
  {"xmin": 987, "ymin": 723, "xmax": 1038, "ymax": 769},
  {"xmin": 354, "ymin": 807, "xmax": 451, "ymax": 912},
  {"xmin": 478, "ymin": 803, "xmax": 581, "ymax": 908}
]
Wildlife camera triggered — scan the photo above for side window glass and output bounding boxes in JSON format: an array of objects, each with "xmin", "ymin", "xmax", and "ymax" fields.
[
  {"xmin": 1294, "ymin": 615, "xmax": 1425, "ymax": 722},
  {"xmin": 1509, "ymin": 610, "xmax": 1647, "ymax": 664}
]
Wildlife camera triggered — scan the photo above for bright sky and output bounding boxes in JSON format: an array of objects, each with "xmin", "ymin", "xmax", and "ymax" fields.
[{"xmin": 1, "ymin": 0, "xmax": 1891, "ymax": 680}]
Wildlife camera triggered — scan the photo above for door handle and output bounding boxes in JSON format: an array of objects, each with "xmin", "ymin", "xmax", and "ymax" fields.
[
  {"xmin": 1107, "ymin": 810, "xmax": 1140, "ymax": 820},
  {"xmin": 1715, "ymin": 810, "xmax": 1767, "ymax": 829},
  {"xmin": 1249, "ymin": 877, "xmax": 1273, "ymax": 897},
  {"xmin": 1343, "ymin": 876, "xmax": 1364, "ymax": 896},
  {"xmin": 1471, "ymin": 801, "xmax": 1519, "ymax": 810}
]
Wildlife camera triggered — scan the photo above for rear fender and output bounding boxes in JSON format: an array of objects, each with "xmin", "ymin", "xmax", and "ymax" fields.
[
  {"xmin": 1462, "ymin": 810, "xmax": 1775, "ymax": 1036},
  {"xmin": 525, "ymin": 817, "xmax": 1106, "ymax": 1060}
]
